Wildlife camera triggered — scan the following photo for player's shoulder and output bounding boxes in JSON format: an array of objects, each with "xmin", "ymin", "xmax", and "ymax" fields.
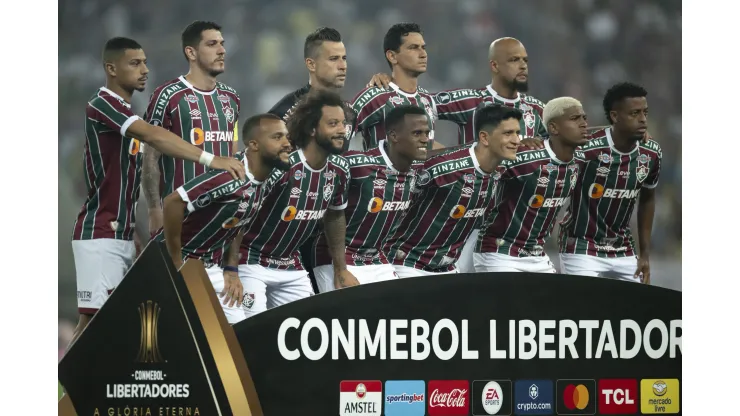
[
  {"xmin": 216, "ymin": 81, "xmax": 239, "ymax": 96},
  {"xmin": 638, "ymin": 139, "xmax": 663, "ymax": 158},
  {"xmin": 351, "ymin": 86, "xmax": 389, "ymax": 108},
  {"xmin": 87, "ymin": 88, "xmax": 130, "ymax": 113},
  {"xmin": 150, "ymin": 78, "xmax": 187, "ymax": 98},
  {"xmin": 520, "ymin": 93, "xmax": 546, "ymax": 109},
  {"xmin": 579, "ymin": 129, "xmax": 611, "ymax": 153},
  {"xmin": 501, "ymin": 145, "xmax": 550, "ymax": 169},
  {"xmin": 345, "ymin": 148, "xmax": 381, "ymax": 165},
  {"xmin": 328, "ymin": 154, "xmax": 351, "ymax": 173},
  {"xmin": 433, "ymin": 87, "xmax": 486, "ymax": 105},
  {"xmin": 424, "ymin": 146, "xmax": 470, "ymax": 170}
]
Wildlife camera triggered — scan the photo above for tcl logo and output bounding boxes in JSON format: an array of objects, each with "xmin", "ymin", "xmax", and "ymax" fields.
[
  {"xmin": 598, "ymin": 379, "xmax": 637, "ymax": 414},
  {"xmin": 427, "ymin": 380, "xmax": 469, "ymax": 416}
]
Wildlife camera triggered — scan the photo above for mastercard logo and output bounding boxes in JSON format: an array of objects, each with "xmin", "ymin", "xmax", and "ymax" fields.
[
  {"xmin": 190, "ymin": 128, "xmax": 205, "ymax": 145},
  {"xmin": 528, "ymin": 194, "xmax": 545, "ymax": 208},
  {"xmin": 368, "ymin": 197, "xmax": 383, "ymax": 213},
  {"xmin": 563, "ymin": 384, "xmax": 589, "ymax": 411},
  {"xmin": 281, "ymin": 206, "xmax": 297, "ymax": 222},
  {"xmin": 449, "ymin": 205, "xmax": 466, "ymax": 219},
  {"xmin": 221, "ymin": 217, "xmax": 240, "ymax": 229},
  {"xmin": 589, "ymin": 183, "xmax": 605, "ymax": 199},
  {"xmin": 129, "ymin": 138, "xmax": 141, "ymax": 155}
]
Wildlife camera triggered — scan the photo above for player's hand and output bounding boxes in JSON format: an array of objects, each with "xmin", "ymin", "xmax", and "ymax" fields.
[
  {"xmin": 210, "ymin": 156, "xmax": 247, "ymax": 181},
  {"xmin": 221, "ymin": 270, "xmax": 243, "ymax": 307},
  {"xmin": 134, "ymin": 233, "xmax": 143, "ymax": 257},
  {"xmin": 334, "ymin": 268, "xmax": 360, "ymax": 289},
  {"xmin": 148, "ymin": 208, "xmax": 164, "ymax": 238},
  {"xmin": 366, "ymin": 73, "xmax": 392, "ymax": 89},
  {"xmin": 642, "ymin": 130, "xmax": 653, "ymax": 143},
  {"xmin": 634, "ymin": 256, "xmax": 651, "ymax": 284},
  {"xmin": 520, "ymin": 137, "xmax": 544, "ymax": 150}
]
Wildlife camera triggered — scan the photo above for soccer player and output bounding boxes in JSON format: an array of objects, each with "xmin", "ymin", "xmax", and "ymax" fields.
[
  {"xmin": 474, "ymin": 97, "xmax": 590, "ymax": 273},
  {"xmin": 235, "ymin": 90, "xmax": 356, "ymax": 319},
  {"xmin": 156, "ymin": 113, "xmax": 291, "ymax": 323},
  {"xmin": 384, "ymin": 105, "xmax": 522, "ymax": 277},
  {"xmin": 311, "ymin": 105, "xmax": 429, "ymax": 292},
  {"xmin": 142, "ymin": 21, "xmax": 241, "ymax": 236},
  {"xmin": 70, "ymin": 37, "xmax": 245, "ymax": 343},
  {"xmin": 558, "ymin": 83, "xmax": 661, "ymax": 283},
  {"xmin": 351, "ymin": 23, "xmax": 444, "ymax": 151}
]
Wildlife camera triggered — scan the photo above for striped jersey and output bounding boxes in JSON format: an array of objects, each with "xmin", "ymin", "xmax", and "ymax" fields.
[
  {"xmin": 477, "ymin": 140, "xmax": 579, "ymax": 257},
  {"xmin": 558, "ymin": 128, "xmax": 662, "ymax": 257},
  {"xmin": 385, "ymin": 144, "xmax": 501, "ymax": 272},
  {"xmin": 312, "ymin": 141, "xmax": 420, "ymax": 267},
  {"xmin": 239, "ymin": 149, "xmax": 350, "ymax": 270},
  {"xmin": 433, "ymin": 86, "xmax": 547, "ymax": 145},
  {"xmin": 152, "ymin": 154, "xmax": 264, "ymax": 265},
  {"xmin": 352, "ymin": 82, "xmax": 437, "ymax": 150},
  {"xmin": 73, "ymin": 87, "xmax": 143, "ymax": 241},
  {"xmin": 144, "ymin": 76, "xmax": 240, "ymax": 200}
]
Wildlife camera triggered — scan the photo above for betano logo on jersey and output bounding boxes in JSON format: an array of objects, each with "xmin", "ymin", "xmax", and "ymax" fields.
[
  {"xmin": 281, "ymin": 206, "xmax": 326, "ymax": 221},
  {"xmin": 222, "ymin": 217, "xmax": 248, "ymax": 229},
  {"xmin": 450, "ymin": 205, "xmax": 486, "ymax": 219},
  {"xmin": 368, "ymin": 198, "xmax": 411, "ymax": 213},
  {"xmin": 128, "ymin": 138, "xmax": 141, "ymax": 156},
  {"xmin": 588, "ymin": 184, "xmax": 641, "ymax": 200},
  {"xmin": 190, "ymin": 128, "xmax": 235, "ymax": 145},
  {"xmin": 528, "ymin": 195, "xmax": 566, "ymax": 208}
]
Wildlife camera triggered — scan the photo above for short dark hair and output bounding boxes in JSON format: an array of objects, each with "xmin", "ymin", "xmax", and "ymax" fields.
[
  {"xmin": 384, "ymin": 105, "xmax": 428, "ymax": 132},
  {"xmin": 602, "ymin": 82, "xmax": 648, "ymax": 124},
  {"xmin": 287, "ymin": 90, "xmax": 346, "ymax": 149},
  {"xmin": 304, "ymin": 27, "xmax": 342, "ymax": 59},
  {"xmin": 242, "ymin": 113, "xmax": 283, "ymax": 143},
  {"xmin": 181, "ymin": 21, "xmax": 222, "ymax": 61},
  {"xmin": 475, "ymin": 104, "xmax": 523, "ymax": 137},
  {"xmin": 383, "ymin": 23, "xmax": 423, "ymax": 69},
  {"xmin": 102, "ymin": 37, "xmax": 142, "ymax": 62}
]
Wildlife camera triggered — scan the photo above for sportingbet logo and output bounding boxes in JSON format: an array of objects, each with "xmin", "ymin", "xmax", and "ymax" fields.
[
  {"xmin": 528, "ymin": 195, "xmax": 566, "ymax": 208},
  {"xmin": 598, "ymin": 379, "xmax": 637, "ymax": 414},
  {"xmin": 367, "ymin": 198, "xmax": 411, "ymax": 213},
  {"xmin": 449, "ymin": 206, "xmax": 486, "ymax": 219},
  {"xmin": 588, "ymin": 184, "xmax": 640, "ymax": 200},
  {"xmin": 281, "ymin": 206, "xmax": 326, "ymax": 221},
  {"xmin": 190, "ymin": 127, "xmax": 235, "ymax": 145}
]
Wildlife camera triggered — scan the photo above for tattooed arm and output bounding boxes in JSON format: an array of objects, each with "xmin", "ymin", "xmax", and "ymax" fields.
[
  {"xmin": 142, "ymin": 148, "xmax": 164, "ymax": 238},
  {"xmin": 323, "ymin": 209, "xmax": 359, "ymax": 289}
]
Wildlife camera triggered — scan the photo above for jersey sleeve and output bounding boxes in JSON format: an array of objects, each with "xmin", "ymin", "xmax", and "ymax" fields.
[
  {"xmin": 643, "ymin": 151, "xmax": 662, "ymax": 189},
  {"xmin": 351, "ymin": 88, "xmax": 386, "ymax": 146},
  {"xmin": 329, "ymin": 160, "xmax": 351, "ymax": 210},
  {"xmin": 432, "ymin": 89, "xmax": 480, "ymax": 125},
  {"xmin": 88, "ymin": 96, "xmax": 140, "ymax": 137},
  {"xmin": 176, "ymin": 170, "xmax": 243, "ymax": 213},
  {"xmin": 143, "ymin": 86, "xmax": 173, "ymax": 128}
]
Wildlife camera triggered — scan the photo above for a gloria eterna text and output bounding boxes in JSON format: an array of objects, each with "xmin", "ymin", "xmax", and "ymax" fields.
[{"xmin": 277, "ymin": 318, "xmax": 681, "ymax": 360}]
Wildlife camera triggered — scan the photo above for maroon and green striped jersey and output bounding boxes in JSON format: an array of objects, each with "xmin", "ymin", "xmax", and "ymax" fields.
[
  {"xmin": 152, "ymin": 153, "xmax": 263, "ymax": 265},
  {"xmin": 144, "ymin": 76, "xmax": 240, "ymax": 200},
  {"xmin": 433, "ymin": 86, "xmax": 547, "ymax": 145},
  {"xmin": 558, "ymin": 128, "xmax": 662, "ymax": 257},
  {"xmin": 352, "ymin": 82, "xmax": 437, "ymax": 150},
  {"xmin": 312, "ymin": 141, "xmax": 421, "ymax": 267},
  {"xmin": 73, "ymin": 87, "xmax": 144, "ymax": 241},
  {"xmin": 477, "ymin": 140, "xmax": 580, "ymax": 257},
  {"xmin": 384, "ymin": 144, "xmax": 500, "ymax": 272},
  {"xmin": 238, "ymin": 149, "xmax": 351, "ymax": 270}
]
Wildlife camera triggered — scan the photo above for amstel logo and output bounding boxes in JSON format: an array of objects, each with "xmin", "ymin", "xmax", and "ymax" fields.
[
  {"xmin": 528, "ymin": 194, "xmax": 545, "ymax": 208},
  {"xmin": 281, "ymin": 206, "xmax": 297, "ymax": 222},
  {"xmin": 450, "ymin": 205, "xmax": 466, "ymax": 219},
  {"xmin": 368, "ymin": 197, "xmax": 383, "ymax": 213},
  {"xmin": 589, "ymin": 183, "xmax": 605, "ymax": 199},
  {"xmin": 190, "ymin": 128, "xmax": 205, "ymax": 145}
]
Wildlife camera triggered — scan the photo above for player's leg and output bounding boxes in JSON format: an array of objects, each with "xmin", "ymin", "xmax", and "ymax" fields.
[
  {"xmin": 312, "ymin": 264, "xmax": 335, "ymax": 293},
  {"xmin": 558, "ymin": 253, "xmax": 603, "ymax": 277},
  {"xmin": 206, "ymin": 265, "xmax": 247, "ymax": 324},
  {"xmin": 266, "ymin": 269, "xmax": 314, "ymax": 309},
  {"xmin": 455, "ymin": 229, "xmax": 479, "ymax": 273},
  {"xmin": 347, "ymin": 264, "xmax": 399, "ymax": 285},
  {"xmin": 601, "ymin": 256, "xmax": 642, "ymax": 283},
  {"xmin": 237, "ymin": 265, "xmax": 270, "ymax": 318}
]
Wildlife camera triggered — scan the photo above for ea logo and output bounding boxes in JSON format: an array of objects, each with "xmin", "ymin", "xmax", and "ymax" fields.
[
  {"xmin": 368, "ymin": 197, "xmax": 383, "ymax": 213},
  {"xmin": 450, "ymin": 205, "xmax": 466, "ymax": 219},
  {"xmin": 528, "ymin": 194, "xmax": 545, "ymax": 208},
  {"xmin": 481, "ymin": 381, "xmax": 503, "ymax": 414},
  {"xmin": 355, "ymin": 383, "xmax": 367, "ymax": 399},
  {"xmin": 281, "ymin": 206, "xmax": 297, "ymax": 222},
  {"xmin": 190, "ymin": 128, "xmax": 205, "ymax": 145},
  {"xmin": 589, "ymin": 183, "xmax": 605, "ymax": 199}
]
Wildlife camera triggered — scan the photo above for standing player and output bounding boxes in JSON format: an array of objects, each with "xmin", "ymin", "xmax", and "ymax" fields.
[
  {"xmin": 234, "ymin": 90, "xmax": 356, "ymax": 319},
  {"xmin": 352, "ymin": 23, "xmax": 444, "ymax": 151},
  {"xmin": 384, "ymin": 105, "xmax": 522, "ymax": 277},
  {"xmin": 142, "ymin": 21, "xmax": 241, "ymax": 236},
  {"xmin": 311, "ymin": 106, "xmax": 429, "ymax": 292},
  {"xmin": 558, "ymin": 83, "xmax": 661, "ymax": 283},
  {"xmin": 156, "ymin": 114, "xmax": 291, "ymax": 323},
  {"xmin": 474, "ymin": 97, "xmax": 589, "ymax": 273},
  {"xmin": 70, "ymin": 37, "xmax": 246, "ymax": 344}
]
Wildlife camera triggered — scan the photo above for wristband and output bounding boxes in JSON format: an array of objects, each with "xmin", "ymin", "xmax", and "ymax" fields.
[
  {"xmin": 223, "ymin": 265, "xmax": 239, "ymax": 273},
  {"xmin": 199, "ymin": 151, "xmax": 215, "ymax": 167}
]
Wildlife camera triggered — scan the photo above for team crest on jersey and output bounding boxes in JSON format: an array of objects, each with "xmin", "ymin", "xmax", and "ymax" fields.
[
  {"xmin": 418, "ymin": 169, "xmax": 431, "ymax": 185},
  {"xmin": 390, "ymin": 96, "xmax": 403, "ymax": 105},
  {"xmin": 636, "ymin": 165, "xmax": 649, "ymax": 182},
  {"xmin": 218, "ymin": 94, "xmax": 230, "ymax": 103},
  {"xmin": 224, "ymin": 107, "xmax": 235, "ymax": 123},
  {"xmin": 408, "ymin": 175, "xmax": 416, "ymax": 192},
  {"xmin": 464, "ymin": 173, "xmax": 475, "ymax": 183},
  {"xmin": 184, "ymin": 94, "xmax": 198, "ymax": 103},
  {"xmin": 242, "ymin": 293, "xmax": 255, "ymax": 309},
  {"xmin": 637, "ymin": 154, "xmax": 650, "ymax": 164},
  {"xmin": 523, "ymin": 112, "xmax": 536, "ymax": 129},
  {"xmin": 323, "ymin": 183, "xmax": 334, "ymax": 201},
  {"xmin": 493, "ymin": 171, "xmax": 502, "ymax": 181},
  {"xmin": 598, "ymin": 153, "xmax": 613, "ymax": 164},
  {"xmin": 570, "ymin": 173, "xmax": 578, "ymax": 188},
  {"xmin": 294, "ymin": 170, "xmax": 304, "ymax": 180}
]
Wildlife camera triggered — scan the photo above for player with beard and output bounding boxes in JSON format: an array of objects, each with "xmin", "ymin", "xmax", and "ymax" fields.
[
  {"xmin": 69, "ymin": 37, "xmax": 245, "ymax": 346},
  {"xmin": 230, "ymin": 90, "xmax": 356, "ymax": 320},
  {"xmin": 384, "ymin": 105, "xmax": 522, "ymax": 277},
  {"xmin": 311, "ymin": 106, "xmax": 429, "ymax": 292},
  {"xmin": 155, "ymin": 114, "xmax": 291, "ymax": 323},
  {"xmin": 558, "ymin": 83, "xmax": 661, "ymax": 284},
  {"xmin": 351, "ymin": 23, "xmax": 444, "ymax": 152},
  {"xmin": 143, "ymin": 21, "xmax": 242, "ymax": 236},
  {"xmin": 474, "ymin": 97, "xmax": 589, "ymax": 273}
]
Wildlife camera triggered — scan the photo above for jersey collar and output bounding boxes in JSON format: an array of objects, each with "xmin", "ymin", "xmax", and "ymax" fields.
[
  {"xmin": 242, "ymin": 155, "xmax": 260, "ymax": 184},
  {"xmin": 469, "ymin": 142, "xmax": 492, "ymax": 176},
  {"xmin": 486, "ymin": 85, "xmax": 521, "ymax": 104},
  {"xmin": 297, "ymin": 148, "xmax": 328, "ymax": 172},
  {"xmin": 389, "ymin": 82, "xmax": 418, "ymax": 98},
  {"xmin": 179, "ymin": 75, "xmax": 217, "ymax": 95},
  {"xmin": 606, "ymin": 127, "xmax": 639, "ymax": 155},
  {"xmin": 99, "ymin": 87, "xmax": 131, "ymax": 107}
]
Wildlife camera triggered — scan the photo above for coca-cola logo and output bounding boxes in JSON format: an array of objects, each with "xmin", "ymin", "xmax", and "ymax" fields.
[
  {"xmin": 427, "ymin": 381, "xmax": 470, "ymax": 416},
  {"xmin": 429, "ymin": 388, "xmax": 467, "ymax": 407}
]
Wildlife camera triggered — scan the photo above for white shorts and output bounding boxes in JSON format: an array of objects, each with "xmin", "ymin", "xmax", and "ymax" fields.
[
  {"xmin": 313, "ymin": 263, "xmax": 399, "ymax": 293},
  {"xmin": 238, "ymin": 264, "xmax": 315, "ymax": 318},
  {"xmin": 72, "ymin": 239, "xmax": 136, "ymax": 314},
  {"xmin": 206, "ymin": 265, "xmax": 252, "ymax": 325},
  {"xmin": 474, "ymin": 252, "xmax": 557, "ymax": 273},
  {"xmin": 455, "ymin": 229, "xmax": 478, "ymax": 274},
  {"xmin": 559, "ymin": 253, "xmax": 641, "ymax": 282},
  {"xmin": 393, "ymin": 265, "xmax": 459, "ymax": 278}
]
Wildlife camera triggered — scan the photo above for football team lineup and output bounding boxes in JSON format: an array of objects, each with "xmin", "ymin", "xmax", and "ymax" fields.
[{"xmin": 67, "ymin": 21, "xmax": 662, "ymax": 351}]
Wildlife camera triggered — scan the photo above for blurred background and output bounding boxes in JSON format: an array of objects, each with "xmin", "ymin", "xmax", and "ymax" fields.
[{"xmin": 58, "ymin": 0, "xmax": 681, "ymax": 357}]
